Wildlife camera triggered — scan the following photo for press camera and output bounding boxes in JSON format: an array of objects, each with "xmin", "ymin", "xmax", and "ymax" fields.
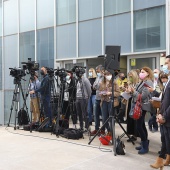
[{"xmin": 71, "ymin": 65, "xmax": 86, "ymax": 78}]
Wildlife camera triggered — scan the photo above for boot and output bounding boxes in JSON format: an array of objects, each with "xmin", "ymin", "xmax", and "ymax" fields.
[
  {"xmin": 164, "ymin": 154, "xmax": 170, "ymax": 166},
  {"xmin": 138, "ymin": 140, "xmax": 149, "ymax": 154},
  {"xmin": 136, "ymin": 140, "xmax": 149, "ymax": 151},
  {"xmin": 150, "ymin": 157, "xmax": 164, "ymax": 170}
]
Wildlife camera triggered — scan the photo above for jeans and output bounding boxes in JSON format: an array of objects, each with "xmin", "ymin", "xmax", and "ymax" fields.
[
  {"xmin": 136, "ymin": 110, "xmax": 148, "ymax": 141},
  {"xmin": 101, "ymin": 101, "xmax": 111, "ymax": 132},
  {"xmin": 159, "ymin": 125, "xmax": 170, "ymax": 158},
  {"xmin": 76, "ymin": 98, "xmax": 89, "ymax": 129},
  {"xmin": 87, "ymin": 95, "xmax": 96, "ymax": 122},
  {"xmin": 42, "ymin": 95, "xmax": 52, "ymax": 125},
  {"xmin": 94, "ymin": 100, "xmax": 102, "ymax": 130},
  {"xmin": 148, "ymin": 113, "xmax": 158, "ymax": 130}
]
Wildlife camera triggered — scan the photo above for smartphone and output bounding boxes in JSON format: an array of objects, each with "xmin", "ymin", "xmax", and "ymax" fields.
[{"xmin": 143, "ymin": 83, "xmax": 150, "ymax": 88}]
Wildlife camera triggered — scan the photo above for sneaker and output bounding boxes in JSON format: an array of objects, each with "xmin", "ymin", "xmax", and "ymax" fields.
[{"xmin": 90, "ymin": 130, "xmax": 97, "ymax": 136}]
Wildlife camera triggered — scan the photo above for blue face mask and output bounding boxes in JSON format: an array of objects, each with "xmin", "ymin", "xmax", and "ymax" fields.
[
  {"xmin": 154, "ymin": 73, "xmax": 158, "ymax": 79},
  {"xmin": 97, "ymin": 73, "xmax": 101, "ymax": 77},
  {"xmin": 162, "ymin": 65, "xmax": 169, "ymax": 74},
  {"xmin": 89, "ymin": 72, "xmax": 92, "ymax": 77}
]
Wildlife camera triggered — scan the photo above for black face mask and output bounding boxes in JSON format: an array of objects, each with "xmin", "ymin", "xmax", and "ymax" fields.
[
  {"xmin": 40, "ymin": 70, "xmax": 45, "ymax": 76},
  {"xmin": 121, "ymin": 77, "xmax": 125, "ymax": 80}
]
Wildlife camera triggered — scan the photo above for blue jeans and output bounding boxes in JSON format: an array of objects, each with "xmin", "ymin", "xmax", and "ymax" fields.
[
  {"xmin": 94, "ymin": 100, "xmax": 102, "ymax": 130},
  {"xmin": 101, "ymin": 101, "xmax": 111, "ymax": 132},
  {"xmin": 42, "ymin": 95, "xmax": 52, "ymax": 125},
  {"xmin": 136, "ymin": 110, "xmax": 148, "ymax": 141},
  {"xmin": 87, "ymin": 95, "xmax": 96, "ymax": 122},
  {"xmin": 148, "ymin": 113, "xmax": 158, "ymax": 130}
]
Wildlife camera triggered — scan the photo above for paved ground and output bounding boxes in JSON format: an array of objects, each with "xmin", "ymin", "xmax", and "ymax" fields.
[{"xmin": 0, "ymin": 123, "xmax": 169, "ymax": 170}]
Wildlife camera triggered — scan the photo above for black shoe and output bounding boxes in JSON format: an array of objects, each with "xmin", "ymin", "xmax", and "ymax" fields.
[{"xmin": 149, "ymin": 127, "xmax": 152, "ymax": 132}]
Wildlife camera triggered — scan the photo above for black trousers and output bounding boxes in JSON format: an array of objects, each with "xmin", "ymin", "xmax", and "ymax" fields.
[
  {"xmin": 159, "ymin": 125, "xmax": 170, "ymax": 158},
  {"xmin": 76, "ymin": 98, "xmax": 89, "ymax": 129}
]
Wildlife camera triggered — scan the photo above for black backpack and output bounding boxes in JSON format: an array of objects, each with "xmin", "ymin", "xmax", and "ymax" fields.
[
  {"xmin": 116, "ymin": 136, "xmax": 126, "ymax": 155},
  {"xmin": 63, "ymin": 128, "xmax": 84, "ymax": 140},
  {"xmin": 18, "ymin": 109, "xmax": 29, "ymax": 125}
]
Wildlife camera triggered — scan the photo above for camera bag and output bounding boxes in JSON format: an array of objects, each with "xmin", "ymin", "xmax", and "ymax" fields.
[
  {"xmin": 62, "ymin": 128, "xmax": 84, "ymax": 140},
  {"xmin": 18, "ymin": 108, "xmax": 29, "ymax": 125}
]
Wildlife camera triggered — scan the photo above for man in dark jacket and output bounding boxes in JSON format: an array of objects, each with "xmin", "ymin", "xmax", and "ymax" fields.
[{"xmin": 30, "ymin": 67, "xmax": 52, "ymax": 126}]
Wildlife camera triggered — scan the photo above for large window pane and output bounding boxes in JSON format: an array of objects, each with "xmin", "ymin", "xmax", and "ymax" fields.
[
  {"xmin": 79, "ymin": 0, "xmax": 101, "ymax": 21},
  {"xmin": 104, "ymin": 13, "xmax": 131, "ymax": 53},
  {"xmin": 56, "ymin": 24, "xmax": 76, "ymax": 59},
  {"xmin": 0, "ymin": 2, "xmax": 2, "ymax": 36},
  {"xmin": 37, "ymin": 28, "xmax": 54, "ymax": 68},
  {"xmin": 134, "ymin": 0, "xmax": 165, "ymax": 10},
  {"xmin": 0, "ymin": 38, "xmax": 2, "ymax": 89},
  {"xmin": 79, "ymin": 19, "xmax": 102, "ymax": 57},
  {"xmin": 4, "ymin": 0, "xmax": 18, "ymax": 36},
  {"xmin": 4, "ymin": 35, "xmax": 18, "ymax": 90},
  {"xmin": 19, "ymin": 0, "xmax": 35, "ymax": 33},
  {"xmin": 104, "ymin": 0, "xmax": 130, "ymax": 16},
  {"xmin": 134, "ymin": 6, "xmax": 166, "ymax": 52},
  {"xmin": 56, "ymin": 0, "xmax": 76, "ymax": 25},
  {"xmin": 37, "ymin": 0, "xmax": 54, "ymax": 29}
]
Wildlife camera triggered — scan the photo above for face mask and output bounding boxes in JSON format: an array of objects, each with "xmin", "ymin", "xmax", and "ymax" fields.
[
  {"xmin": 154, "ymin": 73, "xmax": 158, "ymax": 79},
  {"xmin": 40, "ymin": 70, "xmax": 45, "ymax": 76},
  {"xmin": 89, "ymin": 72, "xmax": 92, "ymax": 77},
  {"xmin": 97, "ymin": 73, "xmax": 101, "ymax": 77},
  {"xmin": 163, "ymin": 82, "xmax": 166, "ymax": 86},
  {"xmin": 129, "ymin": 77, "xmax": 133, "ymax": 82},
  {"xmin": 139, "ymin": 72, "xmax": 147, "ymax": 80},
  {"xmin": 106, "ymin": 75, "xmax": 112, "ymax": 81},
  {"xmin": 121, "ymin": 77, "xmax": 125, "ymax": 80},
  {"xmin": 162, "ymin": 65, "xmax": 169, "ymax": 74},
  {"xmin": 66, "ymin": 75, "xmax": 70, "ymax": 81}
]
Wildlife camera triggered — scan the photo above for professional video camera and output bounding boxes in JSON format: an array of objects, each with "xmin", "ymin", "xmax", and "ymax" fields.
[
  {"xmin": 9, "ymin": 67, "xmax": 26, "ymax": 84},
  {"xmin": 55, "ymin": 68, "xmax": 67, "ymax": 83},
  {"xmin": 46, "ymin": 67, "xmax": 56, "ymax": 77},
  {"xmin": 22, "ymin": 58, "xmax": 39, "ymax": 72},
  {"xmin": 71, "ymin": 65, "xmax": 86, "ymax": 78}
]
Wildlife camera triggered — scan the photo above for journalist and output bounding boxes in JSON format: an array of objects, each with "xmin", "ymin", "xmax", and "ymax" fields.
[
  {"xmin": 29, "ymin": 71, "xmax": 41, "ymax": 123},
  {"xmin": 30, "ymin": 67, "xmax": 52, "ymax": 126}
]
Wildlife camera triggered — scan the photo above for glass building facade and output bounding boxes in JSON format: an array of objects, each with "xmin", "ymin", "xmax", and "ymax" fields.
[{"xmin": 0, "ymin": 0, "xmax": 166, "ymax": 125}]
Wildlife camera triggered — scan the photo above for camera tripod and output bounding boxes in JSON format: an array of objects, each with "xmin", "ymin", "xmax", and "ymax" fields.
[{"xmin": 7, "ymin": 78, "xmax": 29, "ymax": 130}]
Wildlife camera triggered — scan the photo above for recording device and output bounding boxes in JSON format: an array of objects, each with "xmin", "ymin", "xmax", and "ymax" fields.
[
  {"xmin": 46, "ymin": 67, "xmax": 56, "ymax": 77},
  {"xmin": 55, "ymin": 68, "xmax": 67, "ymax": 83},
  {"xmin": 143, "ymin": 83, "xmax": 150, "ymax": 88},
  {"xmin": 9, "ymin": 67, "xmax": 26, "ymax": 78},
  {"xmin": 21, "ymin": 58, "xmax": 39, "ymax": 81},
  {"xmin": 71, "ymin": 65, "xmax": 86, "ymax": 78}
]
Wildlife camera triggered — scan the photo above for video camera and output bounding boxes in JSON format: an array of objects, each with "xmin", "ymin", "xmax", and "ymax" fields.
[
  {"xmin": 9, "ymin": 67, "xmax": 26, "ymax": 81},
  {"xmin": 46, "ymin": 67, "xmax": 56, "ymax": 77},
  {"xmin": 22, "ymin": 58, "xmax": 39, "ymax": 72},
  {"xmin": 71, "ymin": 65, "xmax": 86, "ymax": 78}
]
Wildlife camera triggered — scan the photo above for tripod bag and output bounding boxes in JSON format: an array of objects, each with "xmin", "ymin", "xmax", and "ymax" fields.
[
  {"xmin": 62, "ymin": 128, "xmax": 83, "ymax": 140},
  {"xmin": 18, "ymin": 108, "xmax": 29, "ymax": 125}
]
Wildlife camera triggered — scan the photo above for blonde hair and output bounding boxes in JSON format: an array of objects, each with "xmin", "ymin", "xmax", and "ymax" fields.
[
  {"xmin": 88, "ymin": 68, "xmax": 97, "ymax": 78},
  {"xmin": 127, "ymin": 69, "xmax": 139, "ymax": 85}
]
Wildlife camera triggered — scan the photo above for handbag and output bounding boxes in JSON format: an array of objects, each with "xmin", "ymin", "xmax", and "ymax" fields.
[{"xmin": 133, "ymin": 94, "xmax": 142, "ymax": 120}]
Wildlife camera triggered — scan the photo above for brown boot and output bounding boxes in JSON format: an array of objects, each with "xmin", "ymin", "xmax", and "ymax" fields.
[
  {"xmin": 164, "ymin": 154, "xmax": 170, "ymax": 166},
  {"xmin": 150, "ymin": 157, "xmax": 164, "ymax": 170}
]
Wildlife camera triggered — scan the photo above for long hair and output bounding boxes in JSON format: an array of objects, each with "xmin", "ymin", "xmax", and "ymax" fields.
[
  {"xmin": 127, "ymin": 69, "xmax": 139, "ymax": 85},
  {"xmin": 140, "ymin": 66, "xmax": 154, "ymax": 81},
  {"xmin": 88, "ymin": 68, "xmax": 97, "ymax": 78},
  {"xmin": 158, "ymin": 71, "xmax": 169, "ymax": 91}
]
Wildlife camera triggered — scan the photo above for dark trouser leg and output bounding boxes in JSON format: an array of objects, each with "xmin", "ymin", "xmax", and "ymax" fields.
[
  {"xmin": 76, "ymin": 100, "xmax": 83, "ymax": 129},
  {"xmin": 137, "ymin": 110, "xmax": 147, "ymax": 141},
  {"xmin": 94, "ymin": 100, "xmax": 101, "ymax": 130}
]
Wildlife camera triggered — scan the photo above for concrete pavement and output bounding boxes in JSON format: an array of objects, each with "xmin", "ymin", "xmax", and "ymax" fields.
[{"xmin": 0, "ymin": 124, "xmax": 169, "ymax": 170}]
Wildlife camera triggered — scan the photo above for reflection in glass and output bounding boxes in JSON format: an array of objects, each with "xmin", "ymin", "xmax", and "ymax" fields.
[
  {"xmin": 134, "ymin": 6, "xmax": 165, "ymax": 51},
  {"xmin": 56, "ymin": 0, "xmax": 76, "ymax": 25},
  {"xmin": 104, "ymin": 0, "xmax": 130, "ymax": 16},
  {"xmin": 37, "ymin": 28, "xmax": 54, "ymax": 68}
]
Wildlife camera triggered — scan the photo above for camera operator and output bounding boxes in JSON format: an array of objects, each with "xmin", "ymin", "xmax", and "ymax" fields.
[
  {"xmin": 76, "ymin": 70, "xmax": 92, "ymax": 131},
  {"xmin": 30, "ymin": 67, "xmax": 52, "ymax": 126},
  {"xmin": 29, "ymin": 71, "xmax": 41, "ymax": 123},
  {"xmin": 62, "ymin": 72, "xmax": 77, "ymax": 127}
]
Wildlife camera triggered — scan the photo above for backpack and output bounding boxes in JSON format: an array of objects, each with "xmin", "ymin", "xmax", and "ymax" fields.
[
  {"xmin": 63, "ymin": 128, "xmax": 84, "ymax": 140},
  {"xmin": 18, "ymin": 109, "xmax": 29, "ymax": 125},
  {"xmin": 116, "ymin": 136, "xmax": 126, "ymax": 155}
]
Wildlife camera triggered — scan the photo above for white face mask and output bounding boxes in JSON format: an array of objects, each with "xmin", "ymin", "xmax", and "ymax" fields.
[
  {"xmin": 106, "ymin": 75, "xmax": 112, "ymax": 81},
  {"xmin": 163, "ymin": 82, "xmax": 167, "ymax": 87}
]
